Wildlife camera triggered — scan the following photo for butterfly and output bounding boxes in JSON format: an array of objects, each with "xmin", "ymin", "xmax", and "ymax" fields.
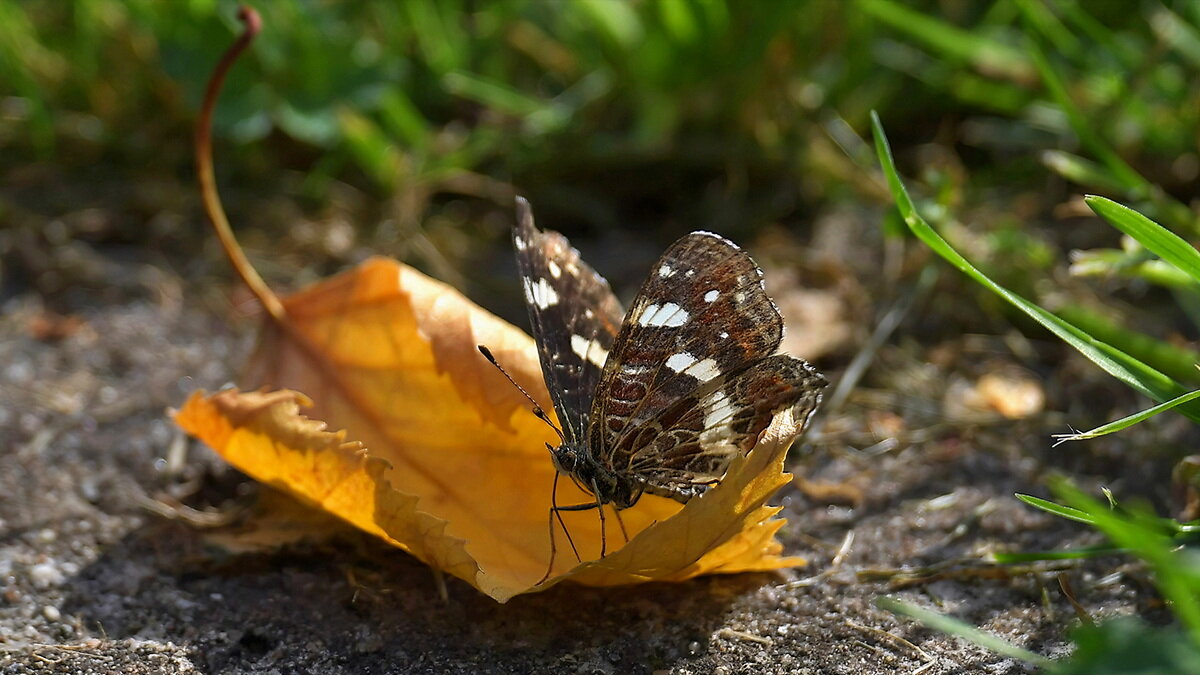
[{"xmin": 480, "ymin": 197, "xmax": 825, "ymax": 580}]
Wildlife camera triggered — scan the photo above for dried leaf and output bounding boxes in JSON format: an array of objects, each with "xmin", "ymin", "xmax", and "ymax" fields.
[{"xmin": 175, "ymin": 257, "xmax": 804, "ymax": 601}]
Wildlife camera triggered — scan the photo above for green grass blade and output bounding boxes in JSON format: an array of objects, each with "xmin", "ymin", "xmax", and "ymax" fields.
[
  {"xmin": 1052, "ymin": 390, "xmax": 1200, "ymax": 446},
  {"xmin": 870, "ymin": 112, "xmax": 1198, "ymax": 420},
  {"xmin": 1068, "ymin": 254, "xmax": 1194, "ymax": 289},
  {"xmin": 990, "ymin": 546, "xmax": 1123, "ymax": 563},
  {"xmin": 337, "ymin": 109, "xmax": 402, "ymax": 188},
  {"xmin": 1052, "ymin": 617, "xmax": 1200, "ymax": 674},
  {"xmin": 1024, "ymin": 34, "xmax": 1145, "ymax": 194},
  {"xmin": 876, "ymin": 597, "xmax": 1051, "ymax": 666},
  {"xmin": 1150, "ymin": 6, "xmax": 1200, "ymax": 70},
  {"xmin": 1176, "ymin": 288, "xmax": 1200, "ymax": 336},
  {"xmin": 1053, "ymin": 0, "xmax": 1141, "ymax": 67},
  {"xmin": 1013, "ymin": 0, "xmax": 1082, "ymax": 60},
  {"xmin": 404, "ymin": 0, "xmax": 468, "ymax": 75},
  {"xmin": 377, "ymin": 90, "xmax": 432, "ymax": 150},
  {"xmin": 575, "ymin": 0, "xmax": 645, "ymax": 51},
  {"xmin": 0, "ymin": 2, "xmax": 55, "ymax": 154},
  {"xmin": 1017, "ymin": 490, "xmax": 1199, "ymax": 539},
  {"xmin": 1055, "ymin": 305, "xmax": 1200, "ymax": 386},
  {"xmin": 1015, "ymin": 493, "xmax": 1097, "ymax": 525},
  {"xmin": 1054, "ymin": 481, "xmax": 1200, "ymax": 644},
  {"xmin": 443, "ymin": 71, "xmax": 547, "ymax": 116},
  {"xmin": 859, "ymin": 0, "xmax": 1032, "ymax": 81},
  {"xmin": 1086, "ymin": 196, "xmax": 1200, "ymax": 282},
  {"xmin": 1042, "ymin": 150, "xmax": 1128, "ymax": 193}
]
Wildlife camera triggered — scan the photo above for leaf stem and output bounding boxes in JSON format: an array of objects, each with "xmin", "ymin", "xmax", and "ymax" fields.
[{"xmin": 195, "ymin": 6, "xmax": 286, "ymax": 322}]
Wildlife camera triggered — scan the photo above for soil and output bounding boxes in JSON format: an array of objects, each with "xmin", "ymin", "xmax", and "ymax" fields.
[{"xmin": 0, "ymin": 174, "xmax": 1186, "ymax": 674}]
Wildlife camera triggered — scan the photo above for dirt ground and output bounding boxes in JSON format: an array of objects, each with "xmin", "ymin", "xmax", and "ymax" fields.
[{"xmin": 0, "ymin": 176, "xmax": 1184, "ymax": 674}]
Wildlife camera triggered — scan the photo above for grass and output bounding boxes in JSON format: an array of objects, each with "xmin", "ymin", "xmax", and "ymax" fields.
[
  {"xmin": 868, "ymin": 5, "xmax": 1200, "ymax": 659},
  {"xmin": 873, "ymin": 113, "xmax": 1200, "ymax": 666},
  {"xmin": 871, "ymin": 112, "xmax": 1199, "ymax": 417},
  {"xmin": 4, "ymin": 2, "xmax": 1193, "ymax": 232}
]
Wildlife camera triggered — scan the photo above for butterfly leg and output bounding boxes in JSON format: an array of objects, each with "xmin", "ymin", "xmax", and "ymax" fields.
[
  {"xmin": 590, "ymin": 479, "xmax": 607, "ymax": 557},
  {"xmin": 538, "ymin": 473, "xmax": 598, "ymax": 584},
  {"xmin": 612, "ymin": 506, "xmax": 630, "ymax": 544},
  {"xmin": 541, "ymin": 472, "xmax": 576, "ymax": 584}
]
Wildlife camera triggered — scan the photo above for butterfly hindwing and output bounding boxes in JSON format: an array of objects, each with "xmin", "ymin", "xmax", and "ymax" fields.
[
  {"xmin": 513, "ymin": 198, "xmax": 624, "ymax": 443},
  {"xmin": 588, "ymin": 232, "xmax": 787, "ymax": 464},
  {"xmin": 624, "ymin": 354, "xmax": 825, "ymax": 502}
]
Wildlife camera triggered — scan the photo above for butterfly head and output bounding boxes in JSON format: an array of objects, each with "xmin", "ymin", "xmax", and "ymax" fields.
[{"xmin": 548, "ymin": 442, "xmax": 643, "ymax": 509}]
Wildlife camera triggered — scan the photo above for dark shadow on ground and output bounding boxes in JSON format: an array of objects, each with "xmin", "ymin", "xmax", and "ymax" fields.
[{"xmin": 61, "ymin": 519, "xmax": 759, "ymax": 674}]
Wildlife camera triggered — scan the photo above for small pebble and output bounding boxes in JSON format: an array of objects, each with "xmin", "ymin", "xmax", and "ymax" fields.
[
  {"xmin": 80, "ymin": 478, "xmax": 100, "ymax": 503},
  {"xmin": 43, "ymin": 605, "xmax": 61, "ymax": 622},
  {"xmin": 29, "ymin": 561, "xmax": 64, "ymax": 589}
]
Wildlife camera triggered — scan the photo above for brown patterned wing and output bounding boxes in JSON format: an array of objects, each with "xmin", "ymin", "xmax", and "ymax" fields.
[
  {"xmin": 588, "ymin": 232, "xmax": 798, "ymax": 479},
  {"xmin": 625, "ymin": 355, "xmax": 825, "ymax": 502},
  {"xmin": 513, "ymin": 198, "xmax": 624, "ymax": 444}
]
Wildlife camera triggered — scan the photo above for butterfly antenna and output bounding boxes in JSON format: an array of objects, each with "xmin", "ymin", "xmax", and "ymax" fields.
[{"xmin": 477, "ymin": 345, "xmax": 565, "ymax": 442}]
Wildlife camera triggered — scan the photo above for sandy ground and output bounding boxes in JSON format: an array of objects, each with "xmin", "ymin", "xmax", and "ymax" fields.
[{"xmin": 0, "ymin": 201, "xmax": 1175, "ymax": 674}]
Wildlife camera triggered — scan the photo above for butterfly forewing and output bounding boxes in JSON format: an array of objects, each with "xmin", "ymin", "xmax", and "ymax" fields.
[
  {"xmin": 588, "ymin": 232, "xmax": 787, "ymax": 466},
  {"xmin": 513, "ymin": 198, "xmax": 624, "ymax": 443}
]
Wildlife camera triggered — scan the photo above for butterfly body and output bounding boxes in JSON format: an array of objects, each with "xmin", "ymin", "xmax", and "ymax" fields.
[
  {"xmin": 511, "ymin": 197, "xmax": 826, "ymax": 520},
  {"xmin": 550, "ymin": 441, "xmax": 644, "ymax": 509}
]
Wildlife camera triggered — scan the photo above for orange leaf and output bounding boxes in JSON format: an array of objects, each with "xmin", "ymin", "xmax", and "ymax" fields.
[{"xmin": 174, "ymin": 257, "xmax": 805, "ymax": 602}]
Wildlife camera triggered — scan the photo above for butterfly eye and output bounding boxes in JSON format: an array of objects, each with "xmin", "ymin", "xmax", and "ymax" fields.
[{"xmin": 550, "ymin": 445, "xmax": 579, "ymax": 473}]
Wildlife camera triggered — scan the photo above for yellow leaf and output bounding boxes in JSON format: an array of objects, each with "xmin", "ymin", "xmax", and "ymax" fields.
[{"xmin": 174, "ymin": 257, "xmax": 806, "ymax": 602}]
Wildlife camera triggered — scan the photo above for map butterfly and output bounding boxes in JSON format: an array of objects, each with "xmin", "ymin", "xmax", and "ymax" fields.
[{"xmin": 482, "ymin": 197, "xmax": 826, "ymax": 579}]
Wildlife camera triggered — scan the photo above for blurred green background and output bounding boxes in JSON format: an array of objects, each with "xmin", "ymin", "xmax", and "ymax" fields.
[
  {"xmin": 1, "ymin": 0, "xmax": 1198, "ymax": 356},
  {"xmin": 5, "ymin": 0, "xmax": 1197, "ymax": 278}
]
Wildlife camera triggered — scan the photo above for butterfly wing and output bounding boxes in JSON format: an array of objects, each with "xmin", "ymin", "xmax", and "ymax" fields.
[
  {"xmin": 588, "ymin": 232, "xmax": 824, "ymax": 499},
  {"xmin": 626, "ymin": 355, "xmax": 825, "ymax": 501},
  {"xmin": 513, "ymin": 197, "xmax": 624, "ymax": 443}
]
